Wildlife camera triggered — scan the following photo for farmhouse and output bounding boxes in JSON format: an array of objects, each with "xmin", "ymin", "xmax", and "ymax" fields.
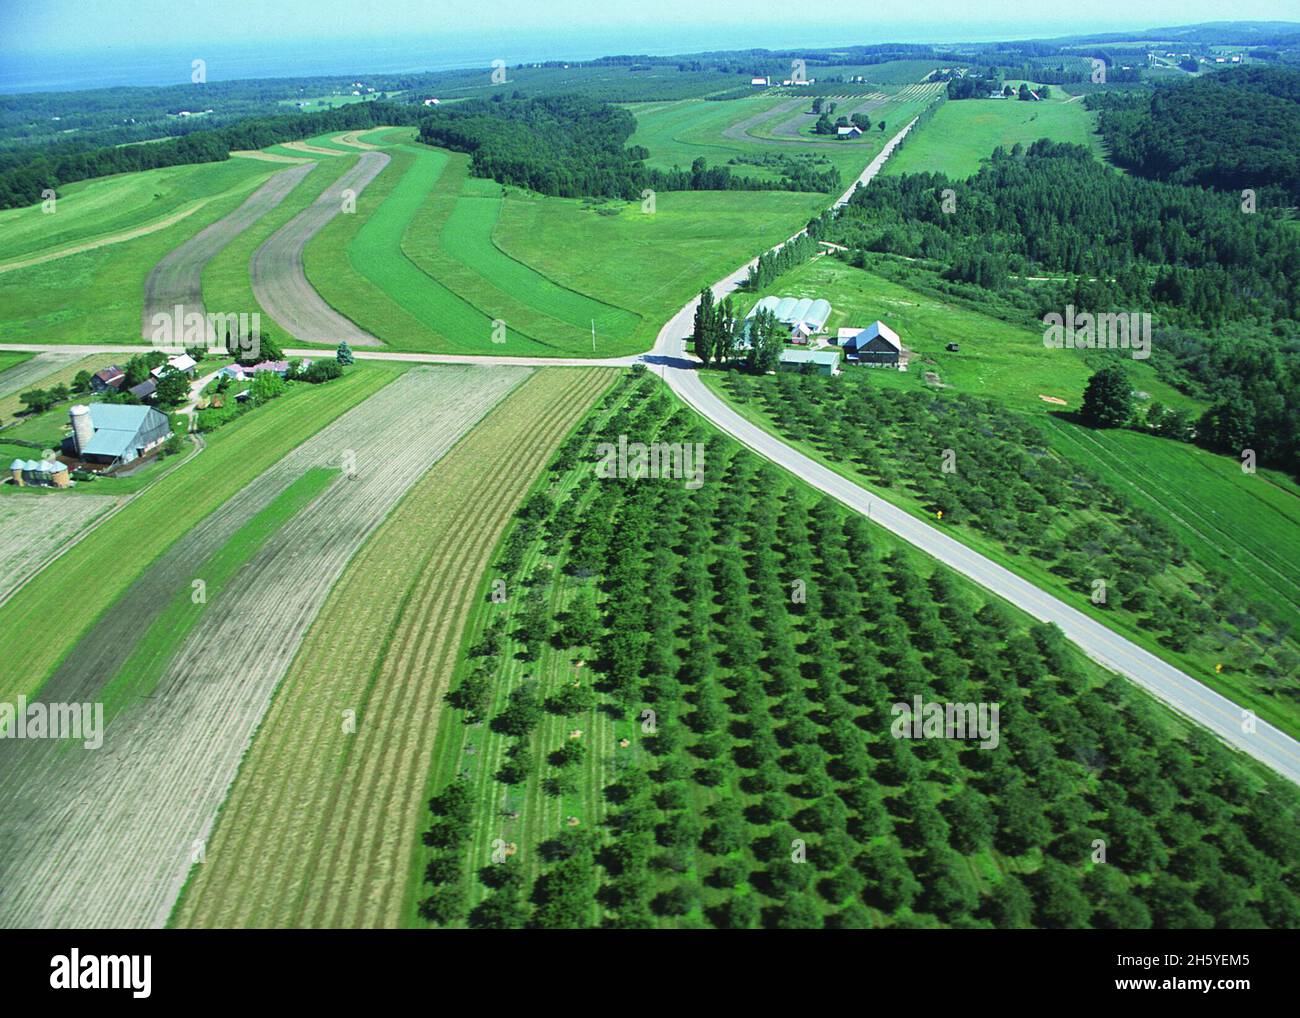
[
  {"xmin": 150, "ymin": 353, "xmax": 197, "ymax": 378},
  {"xmin": 90, "ymin": 366, "xmax": 126, "ymax": 393},
  {"xmin": 747, "ymin": 295, "xmax": 833, "ymax": 342},
  {"xmin": 221, "ymin": 359, "xmax": 297, "ymax": 382},
  {"xmin": 840, "ymin": 320, "xmax": 904, "ymax": 367},
  {"xmin": 778, "ymin": 348, "xmax": 840, "ymax": 375},
  {"xmin": 62, "ymin": 403, "xmax": 172, "ymax": 468},
  {"xmin": 9, "ymin": 458, "xmax": 70, "ymax": 488},
  {"xmin": 837, "ymin": 125, "xmax": 863, "ymax": 137}
]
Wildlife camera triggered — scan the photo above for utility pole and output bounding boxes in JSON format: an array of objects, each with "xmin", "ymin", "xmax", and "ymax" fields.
[{"xmin": 591, "ymin": 319, "xmax": 596, "ymax": 353}]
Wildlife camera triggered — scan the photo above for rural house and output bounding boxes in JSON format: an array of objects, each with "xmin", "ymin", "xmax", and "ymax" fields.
[
  {"xmin": 150, "ymin": 353, "xmax": 197, "ymax": 378},
  {"xmin": 128, "ymin": 379, "xmax": 157, "ymax": 402}
]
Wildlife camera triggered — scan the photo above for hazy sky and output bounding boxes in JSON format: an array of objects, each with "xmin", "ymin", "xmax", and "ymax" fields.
[{"xmin": 5, "ymin": 0, "xmax": 1297, "ymax": 53}]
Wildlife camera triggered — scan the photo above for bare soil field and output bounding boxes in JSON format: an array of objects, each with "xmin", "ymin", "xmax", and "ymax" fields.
[
  {"xmin": 141, "ymin": 163, "xmax": 314, "ymax": 339},
  {"xmin": 173, "ymin": 367, "xmax": 615, "ymax": 928},
  {"xmin": 0, "ymin": 365, "xmax": 528, "ymax": 928},
  {"xmin": 251, "ymin": 151, "xmax": 389, "ymax": 346},
  {"xmin": 0, "ymin": 493, "xmax": 120, "ymax": 604}
]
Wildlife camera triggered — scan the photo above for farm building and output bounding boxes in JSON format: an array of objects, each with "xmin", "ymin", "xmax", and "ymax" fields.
[
  {"xmin": 221, "ymin": 359, "xmax": 302, "ymax": 383},
  {"xmin": 90, "ymin": 366, "xmax": 126, "ymax": 393},
  {"xmin": 840, "ymin": 321, "xmax": 904, "ymax": 367},
  {"xmin": 837, "ymin": 125, "xmax": 863, "ymax": 138},
  {"xmin": 62, "ymin": 403, "xmax": 172, "ymax": 468},
  {"xmin": 150, "ymin": 353, "xmax": 197, "ymax": 378},
  {"xmin": 747, "ymin": 295, "xmax": 833, "ymax": 341},
  {"xmin": 128, "ymin": 379, "xmax": 157, "ymax": 402},
  {"xmin": 778, "ymin": 348, "xmax": 840, "ymax": 375},
  {"xmin": 750, "ymin": 76, "xmax": 770, "ymax": 86},
  {"xmin": 9, "ymin": 458, "xmax": 70, "ymax": 488}
]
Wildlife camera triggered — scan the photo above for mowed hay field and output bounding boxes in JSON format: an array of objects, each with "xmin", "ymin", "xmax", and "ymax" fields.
[
  {"xmin": 0, "ymin": 160, "xmax": 281, "ymax": 344},
  {"xmin": 0, "ymin": 351, "xmax": 92, "ymax": 411},
  {"xmin": 1040, "ymin": 418, "xmax": 1300, "ymax": 638},
  {"xmin": 0, "ymin": 492, "xmax": 120, "ymax": 604},
  {"xmin": 173, "ymin": 367, "xmax": 615, "ymax": 928},
  {"xmin": 307, "ymin": 143, "xmax": 642, "ymax": 356},
  {"xmin": 495, "ymin": 189, "xmax": 828, "ymax": 352},
  {"xmin": 0, "ymin": 158, "xmax": 273, "ymax": 267},
  {"xmin": 0, "ymin": 366, "xmax": 530, "ymax": 928},
  {"xmin": 0, "ymin": 364, "xmax": 399, "ymax": 705},
  {"xmin": 201, "ymin": 156, "xmax": 359, "ymax": 330},
  {"xmin": 883, "ymin": 95, "xmax": 1103, "ymax": 178}
]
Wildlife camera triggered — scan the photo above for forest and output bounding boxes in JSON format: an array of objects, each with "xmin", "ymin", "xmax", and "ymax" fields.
[
  {"xmin": 417, "ymin": 371, "xmax": 1299, "ymax": 929},
  {"xmin": 827, "ymin": 140, "xmax": 1300, "ymax": 472},
  {"xmin": 1089, "ymin": 66, "xmax": 1300, "ymax": 204}
]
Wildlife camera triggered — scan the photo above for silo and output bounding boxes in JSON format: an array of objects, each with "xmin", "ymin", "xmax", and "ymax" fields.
[{"xmin": 70, "ymin": 405, "xmax": 93, "ymax": 454}]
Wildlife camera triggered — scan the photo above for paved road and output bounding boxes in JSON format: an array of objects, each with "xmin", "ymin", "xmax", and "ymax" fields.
[{"xmin": 4, "ymin": 116, "xmax": 1298, "ymax": 785}]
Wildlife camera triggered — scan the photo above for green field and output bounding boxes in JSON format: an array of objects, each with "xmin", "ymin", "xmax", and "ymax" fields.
[
  {"xmin": 628, "ymin": 88, "xmax": 941, "ymax": 185},
  {"xmin": 0, "ymin": 161, "xmax": 279, "ymax": 344},
  {"xmin": 305, "ymin": 145, "xmax": 520, "ymax": 351},
  {"xmin": 0, "ymin": 158, "xmax": 273, "ymax": 264},
  {"xmin": 1039, "ymin": 419, "xmax": 1300, "ymax": 636},
  {"xmin": 0, "ymin": 363, "xmax": 400, "ymax": 703},
  {"xmin": 496, "ymin": 189, "xmax": 827, "ymax": 353},
  {"xmin": 884, "ymin": 95, "xmax": 1103, "ymax": 178}
]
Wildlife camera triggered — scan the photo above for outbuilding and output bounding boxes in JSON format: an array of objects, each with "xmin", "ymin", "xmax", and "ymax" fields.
[
  {"xmin": 841, "ymin": 320, "xmax": 903, "ymax": 367},
  {"xmin": 778, "ymin": 348, "xmax": 840, "ymax": 376}
]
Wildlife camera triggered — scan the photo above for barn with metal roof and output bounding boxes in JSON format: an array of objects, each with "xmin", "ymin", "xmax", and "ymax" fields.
[{"xmin": 63, "ymin": 404, "xmax": 172, "ymax": 467}]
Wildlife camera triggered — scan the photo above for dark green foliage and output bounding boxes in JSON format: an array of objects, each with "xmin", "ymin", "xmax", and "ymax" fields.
[
  {"xmin": 423, "ymin": 372, "xmax": 1300, "ymax": 929},
  {"xmin": 1091, "ymin": 67, "xmax": 1300, "ymax": 203},
  {"xmin": 1080, "ymin": 366, "xmax": 1134, "ymax": 427}
]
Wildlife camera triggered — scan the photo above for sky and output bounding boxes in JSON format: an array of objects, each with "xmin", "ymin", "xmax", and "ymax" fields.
[
  {"xmin": 5, "ymin": 0, "xmax": 1297, "ymax": 51},
  {"xmin": 1, "ymin": 0, "xmax": 1296, "ymax": 91}
]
